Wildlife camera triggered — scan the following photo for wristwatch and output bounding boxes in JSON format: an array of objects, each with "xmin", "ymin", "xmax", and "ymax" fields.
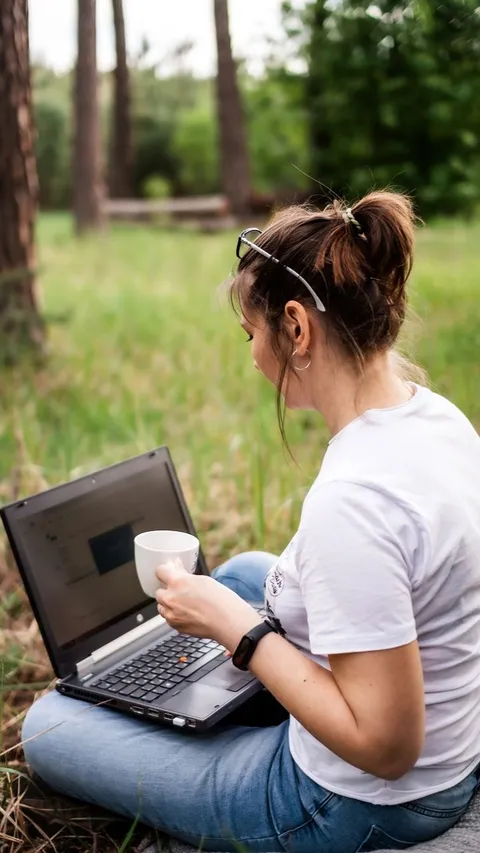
[{"xmin": 232, "ymin": 620, "xmax": 277, "ymax": 671}]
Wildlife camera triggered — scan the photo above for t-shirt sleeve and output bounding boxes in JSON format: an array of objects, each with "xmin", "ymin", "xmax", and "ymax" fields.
[{"xmin": 296, "ymin": 480, "xmax": 419, "ymax": 655}]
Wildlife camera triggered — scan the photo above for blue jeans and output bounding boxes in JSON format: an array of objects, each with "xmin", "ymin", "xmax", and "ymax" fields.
[{"xmin": 22, "ymin": 552, "xmax": 479, "ymax": 852}]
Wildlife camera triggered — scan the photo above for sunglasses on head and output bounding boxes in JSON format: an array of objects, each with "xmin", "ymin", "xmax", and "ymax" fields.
[{"xmin": 236, "ymin": 227, "xmax": 326, "ymax": 313}]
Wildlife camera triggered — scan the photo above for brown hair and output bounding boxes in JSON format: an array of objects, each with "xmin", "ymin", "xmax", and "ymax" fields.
[{"xmin": 230, "ymin": 190, "xmax": 418, "ymax": 440}]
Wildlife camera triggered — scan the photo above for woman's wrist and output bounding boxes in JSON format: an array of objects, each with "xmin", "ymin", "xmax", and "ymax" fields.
[{"xmin": 215, "ymin": 605, "xmax": 263, "ymax": 652}]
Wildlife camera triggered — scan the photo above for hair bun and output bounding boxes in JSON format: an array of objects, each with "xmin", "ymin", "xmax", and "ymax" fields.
[{"xmin": 351, "ymin": 191, "xmax": 415, "ymax": 303}]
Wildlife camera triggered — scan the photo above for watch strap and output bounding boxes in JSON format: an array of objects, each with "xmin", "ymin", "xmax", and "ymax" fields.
[{"xmin": 232, "ymin": 619, "xmax": 277, "ymax": 671}]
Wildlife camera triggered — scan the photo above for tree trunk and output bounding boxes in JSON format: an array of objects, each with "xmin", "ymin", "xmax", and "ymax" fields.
[
  {"xmin": 0, "ymin": 0, "xmax": 44, "ymax": 364},
  {"xmin": 213, "ymin": 0, "xmax": 251, "ymax": 218},
  {"xmin": 73, "ymin": 0, "xmax": 105, "ymax": 234},
  {"xmin": 109, "ymin": 0, "xmax": 133, "ymax": 198}
]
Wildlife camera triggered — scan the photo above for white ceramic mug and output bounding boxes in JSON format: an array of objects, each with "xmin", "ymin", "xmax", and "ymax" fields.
[{"xmin": 134, "ymin": 530, "xmax": 199, "ymax": 598}]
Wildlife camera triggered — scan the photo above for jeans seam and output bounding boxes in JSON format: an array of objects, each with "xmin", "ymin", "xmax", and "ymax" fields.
[
  {"xmin": 174, "ymin": 828, "xmax": 279, "ymax": 844},
  {"xmin": 400, "ymin": 802, "xmax": 468, "ymax": 819},
  {"xmin": 278, "ymin": 793, "xmax": 336, "ymax": 846},
  {"xmin": 355, "ymin": 825, "xmax": 412, "ymax": 853},
  {"xmin": 147, "ymin": 819, "xmax": 281, "ymax": 846}
]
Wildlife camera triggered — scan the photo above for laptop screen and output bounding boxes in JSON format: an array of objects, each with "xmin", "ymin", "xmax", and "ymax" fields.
[{"xmin": 9, "ymin": 459, "xmax": 194, "ymax": 652}]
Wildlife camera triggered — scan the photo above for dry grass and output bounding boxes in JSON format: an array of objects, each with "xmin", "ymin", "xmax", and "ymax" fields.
[
  {"xmin": 1, "ymin": 215, "xmax": 480, "ymax": 851},
  {"xmin": 0, "ymin": 450, "xmax": 157, "ymax": 852}
]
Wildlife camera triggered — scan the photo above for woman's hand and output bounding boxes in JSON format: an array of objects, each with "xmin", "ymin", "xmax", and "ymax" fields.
[{"xmin": 155, "ymin": 560, "xmax": 262, "ymax": 650}]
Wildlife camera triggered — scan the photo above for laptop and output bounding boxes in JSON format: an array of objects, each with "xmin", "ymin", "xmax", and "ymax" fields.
[{"xmin": 1, "ymin": 447, "xmax": 265, "ymax": 730}]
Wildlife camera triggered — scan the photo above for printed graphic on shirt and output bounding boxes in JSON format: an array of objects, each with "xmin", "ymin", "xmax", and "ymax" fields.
[
  {"xmin": 265, "ymin": 598, "xmax": 286, "ymax": 637},
  {"xmin": 266, "ymin": 565, "xmax": 285, "ymax": 597}
]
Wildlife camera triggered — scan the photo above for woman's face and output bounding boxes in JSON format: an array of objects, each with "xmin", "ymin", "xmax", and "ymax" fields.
[{"xmin": 240, "ymin": 311, "xmax": 313, "ymax": 410}]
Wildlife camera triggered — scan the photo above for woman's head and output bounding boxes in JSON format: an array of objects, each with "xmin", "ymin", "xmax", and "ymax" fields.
[{"xmin": 230, "ymin": 190, "xmax": 416, "ymax": 429}]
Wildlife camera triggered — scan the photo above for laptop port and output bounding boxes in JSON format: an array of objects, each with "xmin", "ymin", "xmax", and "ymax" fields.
[
  {"xmin": 147, "ymin": 710, "xmax": 160, "ymax": 719},
  {"xmin": 163, "ymin": 712, "xmax": 174, "ymax": 721},
  {"xmin": 186, "ymin": 719, "xmax": 196, "ymax": 729},
  {"xmin": 130, "ymin": 706, "xmax": 144, "ymax": 715}
]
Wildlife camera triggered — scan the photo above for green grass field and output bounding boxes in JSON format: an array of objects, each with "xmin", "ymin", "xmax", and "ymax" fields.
[
  {"xmin": 2, "ymin": 215, "xmax": 480, "ymax": 557},
  {"xmin": 1, "ymin": 215, "xmax": 479, "ymax": 850}
]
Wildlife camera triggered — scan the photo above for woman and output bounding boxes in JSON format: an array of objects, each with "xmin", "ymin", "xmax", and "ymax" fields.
[{"xmin": 23, "ymin": 191, "xmax": 480, "ymax": 852}]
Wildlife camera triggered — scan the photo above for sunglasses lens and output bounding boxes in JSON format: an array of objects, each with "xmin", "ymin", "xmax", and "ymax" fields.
[
  {"xmin": 237, "ymin": 230, "xmax": 262, "ymax": 260},
  {"xmin": 238, "ymin": 238, "xmax": 252, "ymax": 259}
]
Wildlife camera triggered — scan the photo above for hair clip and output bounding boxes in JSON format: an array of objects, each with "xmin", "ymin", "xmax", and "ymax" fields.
[{"xmin": 341, "ymin": 208, "xmax": 368, "ymax": 242}]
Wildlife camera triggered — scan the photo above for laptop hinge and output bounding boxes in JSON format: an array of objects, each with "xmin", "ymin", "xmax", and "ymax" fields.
[{"xmin": 76, "ymin": 614, "xmax": 166, "ymax": 677}]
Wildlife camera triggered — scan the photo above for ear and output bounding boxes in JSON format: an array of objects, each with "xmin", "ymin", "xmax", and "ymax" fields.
[{"xmin": 283, "ymin": 301, "xmax": 311, "ymax": 356}]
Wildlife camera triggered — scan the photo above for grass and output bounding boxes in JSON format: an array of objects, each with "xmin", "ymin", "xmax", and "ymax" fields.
[{"xmin": 1, "ymin": 214, "xmax": 479, "ymax": 851}]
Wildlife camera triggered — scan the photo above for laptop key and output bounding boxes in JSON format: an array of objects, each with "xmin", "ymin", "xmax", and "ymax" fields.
[
  {"xmin": 119, "ymin": 684, "xmax": 138, "ymax": 696},
  {"xmin": 163, "ymin": 681, "xmax": 175, "ymax": 690},
  {"xmin": 130, "ymin": 688, "xmax": 147, "ymax": 700},
  {"xmin": 142, "ymin": 691, "xmax": 160, "ymax": 703},
  {"xmin": 201, "ymin": 657, "xmax": 226, "ymax": 674},
  {"xmin": 109, "ymin": 680, "xmax": 128, "ymax": 692},
  {"xmin": 186, "ymin": 655, "xmax": 226, "ymax": 682},
  {"xmin": 179, "ymin": 649, "xmax": 223, "ymax": 678}
]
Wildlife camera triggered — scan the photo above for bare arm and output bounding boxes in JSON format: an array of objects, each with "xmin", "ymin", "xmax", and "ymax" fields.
[
  {"xmin": 217, "ymin": 614, "xmax": 425, "ymax": 781},
  {"xmin": 156, "ymin": 478, "xmax": 426, "ymax": 781},
  {"xmin": 156, "ymin": 564, "xmax": 425, "ymax": 782}
]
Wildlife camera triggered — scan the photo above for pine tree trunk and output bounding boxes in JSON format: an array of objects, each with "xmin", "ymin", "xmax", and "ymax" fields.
[
  {"xmin": 213, "ymin": 0, "xmax": 251, "ymax": 218},
  {"xmin": 109, "ymin": 0, "xmax": 133, "ymax": 198},
  {"xmin": 0, "ymin": 0, "xmax": 44, "ymax": 365},
  {"xmin": 73, "ymin": 0, "xmax": 105, "ymax": 234}
]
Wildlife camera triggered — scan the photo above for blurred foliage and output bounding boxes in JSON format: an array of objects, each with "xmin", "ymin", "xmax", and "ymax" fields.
[
  {"xmin": 32, "ymin": 64, "xmax": 72, "ymax": 208},
  {"xmin": 299, "ymin": 0, "xmax": 480, "ymax": 215},
  {"xmin": 142, "ymin": 174, "xmax": 171, "ymax": 200},
  {"xmin": 172, "ymin": 98, "xmax": 219, "ymax": 195},
  {"xmin": 31, "ymin": 1, "xmax": 480, "ymax": 216},
  {"xmin": 31, "ymin": 49, "xmax": 309, "ymax": 209},
  {"xmin": 245, "ymin": 67, "xmax": 310, "ymax": 194}
]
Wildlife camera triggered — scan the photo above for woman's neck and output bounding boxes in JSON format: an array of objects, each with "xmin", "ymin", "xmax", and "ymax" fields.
[{"xmin": 313, "ymin": 353, "xmax": 413, "ymax": 438}]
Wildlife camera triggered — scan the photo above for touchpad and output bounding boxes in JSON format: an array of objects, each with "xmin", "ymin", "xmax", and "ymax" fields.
[
  {"xmin": 202, "ymin": 661, "xmax": 257, "ymax": 692},
  {"xmin": 161, "ymin": 684, "xmax": 232, "ymax": 721}
]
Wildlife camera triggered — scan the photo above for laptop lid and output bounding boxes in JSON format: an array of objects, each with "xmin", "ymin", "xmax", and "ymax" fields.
[{"xmin": 1, "ymin": 447, "xmax": 208, "ymax": 679}]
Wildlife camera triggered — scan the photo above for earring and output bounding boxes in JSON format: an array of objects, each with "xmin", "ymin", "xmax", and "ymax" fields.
[{"xmin": 292, "ymin": 349, "xmax": 311, "ymax": 371}]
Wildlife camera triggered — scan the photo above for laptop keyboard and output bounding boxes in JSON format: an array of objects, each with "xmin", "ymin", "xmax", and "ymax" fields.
[{"xmin": 90, "ymin": 635, "xmax": 226, "ymax": 703}]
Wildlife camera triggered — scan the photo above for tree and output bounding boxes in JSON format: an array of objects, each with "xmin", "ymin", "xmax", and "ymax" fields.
[
  {"xmin": 304, "ymin": 0, "xmax": 480, "ymax": 215},
  {"xmin": 73, "ymin": 0, "xmax": 105, "ymax": 234},
  {"xmin": 0, "ymin": 0, "xmax": 44, "ymax": 364},
  {"xmin": 109, "ymin": 0, "xmax": 133, "ymax": 198},
  {"xmin": 213, "ymin": 0, "xmax": 251, "ymax": 217}
]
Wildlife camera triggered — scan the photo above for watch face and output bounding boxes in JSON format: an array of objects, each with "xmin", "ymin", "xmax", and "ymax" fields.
[
  {"xmin": 236, "ymin": 636, "xmax": 253, "ymax": 662},
  {"xmin": 233, "ymin": 622, "xmax": 275, "ymax": 670},
  {"xmin": 233, "ymin": 635, "xmax": 254, "ymax": 670}
]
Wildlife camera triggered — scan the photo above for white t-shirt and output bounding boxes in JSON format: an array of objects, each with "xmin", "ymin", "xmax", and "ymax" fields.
[{"xmin": 264, "ymin": 385, "xmax": 480, "ymax": 805}]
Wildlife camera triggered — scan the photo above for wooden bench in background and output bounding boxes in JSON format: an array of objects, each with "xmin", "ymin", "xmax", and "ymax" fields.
[
  {"xmin": 103, "ymin": 190, "xmax": 326, "ymax": 232},
  {"xmin": 103, "ymin": 195, "xmax": 237, "ymax": 232}
]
